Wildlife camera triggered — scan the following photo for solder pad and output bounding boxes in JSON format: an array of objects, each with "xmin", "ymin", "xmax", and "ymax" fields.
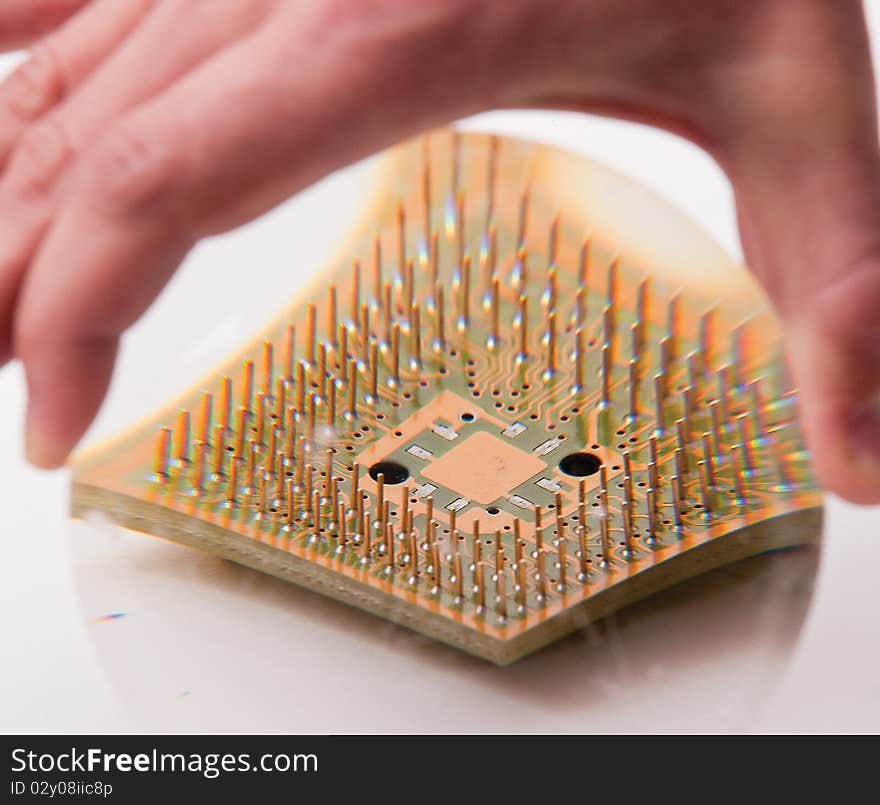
[{"xmin": 70, "ymin": 129, "xmax": 823, "ymax": 665}]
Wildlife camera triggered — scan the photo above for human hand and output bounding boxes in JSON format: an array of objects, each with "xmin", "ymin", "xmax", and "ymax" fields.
[{"xmin": 2, "ymin": 0, "xmax": 879, "ymax": 503}]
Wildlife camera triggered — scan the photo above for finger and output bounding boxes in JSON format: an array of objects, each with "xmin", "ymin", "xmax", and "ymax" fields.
[
  {"xmin": 0, "ymin": 0, "xmax": 272, "ymax": 365},
  {"xmin": 0, "ymin": 0, "xmax": 154, "ymax": 164},
  {"xmin": 0, "ymin": 0, "xmax": 90, "ymax": 51},
  {"xmin": 718, "ymin": 15, "xmax": 880, "ymax": 503},
  {"xmin": 14, "ymin": 16, "xmax": 484, "ymax": 467}
]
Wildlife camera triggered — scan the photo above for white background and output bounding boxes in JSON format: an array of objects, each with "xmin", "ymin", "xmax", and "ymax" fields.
[{"xmin": 1, "ymin": 8, "xmax": 878, "ymax": 733}]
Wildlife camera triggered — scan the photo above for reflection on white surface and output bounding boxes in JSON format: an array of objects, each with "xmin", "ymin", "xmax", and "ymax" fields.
[{"xmin": 70, "ymin": 516, "xmax": 818, "ymax": 733}]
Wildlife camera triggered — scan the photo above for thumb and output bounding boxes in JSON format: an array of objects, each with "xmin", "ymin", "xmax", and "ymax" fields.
[{"xmin": 720, "ymin": 59, "xmax": 880, "ymax": 503}]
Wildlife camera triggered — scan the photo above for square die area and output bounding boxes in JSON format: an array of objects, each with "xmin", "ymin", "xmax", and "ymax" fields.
[{"xmin": 421, "ymin": 430, "xmax": 546, "ymax": 504}]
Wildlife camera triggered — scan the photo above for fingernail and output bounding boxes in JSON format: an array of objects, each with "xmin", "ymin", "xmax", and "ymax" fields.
[
  {"xmin": 850, "ymin": 393, "xmax": 880, "ymax": 469},
  {"xmin": 24, "ymin": 412, "xmax": 63, "ymax": 469}
]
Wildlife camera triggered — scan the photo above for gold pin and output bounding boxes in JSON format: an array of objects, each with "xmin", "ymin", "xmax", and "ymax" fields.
[
  {"xmin": 227, "ymin": 456, "xmax": 240, "ymax": 508},
  {"xmin": 359, "ymin": 303, "xmax": 370, "ymax": 366},
  {"xmin": 710, "ymin": 400, "xmax": 723, "ymax": 456},
  {"xmin": 241, "ymin": 359, "xmax": 255, "ymax": 412},
  {"xmin": 254, "ymin": 392, "xmax": 266, "ymax": 445},
  {"xmin": 556, "ymin": 532, "xmax": 568, "ymax": 591},
  {"xmin": 659, "ymin": 337, "xmax": 671, "ymax": 388},
  {"xmin": 396, "ymin": 201, "xmax": 407, "ymax": 282},
  {"xmin": 323, "ymin": 449, "xmax": 334, "ymax": 497},
  {"xmin": 675, "ymin": 419, "xmax": 689, "ymax": 476},
  {"xmin": 307, "ymin": 392, "xmax": 316, "ymax": 444},
  {"xmin": 306, "ymin": 304, "xmax": 317, "ymax": 367},
  {"xmin": 514, "ymin": 518, "xmax": 527, "ymax": 608},
  {"xmin": 198, "ymin": 391, "xmax": 213, "ymax": 446},
  {"xmin": 653, "ymin": 374, "xmax": 665, "ymax": 433},
  {"xmin": 389, "ymin": 322, "xmax": 400, "ymax": 387},
  {"xmin": 327, "ymin": 284, "xmax": 338, "ymax": 348},
  {"xmin": 517, "ymin": 294, "xmax": 529, "ymax": 362},
  {"xmin": 471, "ymin": 519, "xmax": 482, "ymax": 566},
  {"xmin": 375, "ymin": 472, "xmax": 385, "ymax": 514},
  {"xmin": 599, "ymin": 465, "xmax": 611, "ymax": 566},
  {"xmin": 283, "ymin": 324, "xmax": 296, "ymax": 382},
  {"xmin": 488, "ymin": 278, "xmax": 500, "ymax": 349},
  {"xmin": 699, "ymin": 442, "xmax": 713, "ymax": 516},
  {"xmin": 338, "ymin": 322, "xmax": 348, "ymax": 367},
  {"xmin": 732, "ymin": 444, "xmax": 748, "ymax": 505},
  {"xmin": 404, "ymin": 258, "xmax": 414, "ymax": 326},
  {"xmin": 648, "ymin": 435, "xmax": 660, "ymax": 493},
  {"xmin": 317, "ymin": 341, "xmax": 327, "ymax": 401},
  {"xmin": 422, "ymin": 152, "xmax": 432, "ymax": 248},
  {"xmin": 628, "ymin": 359, "xmax": 639, "ymax": 421},
  {"xmin": 345, "ymin": 357, "xmax": 358, "ymax": 419},
  {"xmin": 262, "ymin": 341, "xmax": 274, "ymax": 397},
  {"xmin": 701, "ymin": 433, "xmax": 716, "ymax": 489},
  {"xmin": 434, "ymin": 282, "xmax": 446, "ymax": 351},
  {"xmin": 600, "ymin": 345, "xmax": 611, "ymax": 408},
  {"xmin": 646, "ymin": 487, "xmax": 658, "ymax": 544},
  {"xmin": 382, "ymin": 282, "xmax": 392, "ymax": 346},
  {"xmin": 574, "ymin": 327, "xmax": 585, "ymax": 394},
  {"xmin": 453, "ymin": 542, "xmax": 463, "ymax": 601},
  {"xmin": 483, "ymin": 225, "xmax": 498, "ymax": 304},
  {"xmin": 313, "ymin": 489, "xmax": 322, "ymax": 538},
  {"xmin": 211, "ymin": 424, "xmax": 226, "ymax": 480},
  {"xmin": 516, "ymin": 190, "xmax": 529, "ymax": 250},
  {"xmin": 257, "ymin": 470, "xmax": 268, "ymax": 515},
  {"xmin": 411, "ymin": 303, "xmax": 422, "ymax": 369},
  {"xmin": 369, "ymin": 341, "xmax": 379, "ymax": 403},
  {"xmin": 494, "ymin": 529, "xmax": 503, "ymax": 575},
  {"xmin": 607, "ymin": 257, "xmax": 619, "ymax": 316},
  {"xmin": 578, "ymin": 237, "xmax": 589, "ymax": 308},
  {"xmin": 456, "ymin": 194, "xmax": 466, "ymax": 272},
  {"xmin": 383, "ymin": 524, "xmax": 394, "ymax": 571},
  {"xmin": 337, "ymin": 499, "xmax": 346, "ymax": 546},
  {"xmin": 284, "ymin": 477, "xmax": 295, "ymax": 528},
  {"xmin": 458, "ymin": 254, "xmax": 471, "ymax": 331},
  {"xmin": 534, "ymin": 506, "xmax": 546, "ymax": 599},
  {"xmin": 671, "ymin": 475, "xmax": 684, "ymax": 530},
  {"xmin": 429, "ymin": 232, "xmax": 439, "ymax": 298},
  {"xmin": 153, "ymin": 427, "xmax": 172, "ymax": 481},
  {"xmin": 635, "ymin": 278, "xmax": 649, "ymax": 355},
  {"xmin": 545, "ymin": 264, "xmax": 558, "ymax": 315},
  {"xmin": 475, "ymin": 560, "xmax": 485, "ymax": 610},
  {"xmin": 431, "ymin": 539, "xmax": 441, "ymax": 589},
  {"xmin": 175, "ymin": 409, "xmax": 191, "ymax": 465},
  {"xmin": 219, "ymin": 377, "xmax": 232, "ymax": 431},
  {"xmin": 191, "ymin": 440, "xmax": 206, "ymax": 496},
  {"xmin": 408, "ymin": 527, "xmax": 419, "ymax": 580},
  {"xmin": 372, "ymin": 236, "xmax": 383, "ymax": 307},
  {"xmin": 738, "ymin": 414, "xmax": 755, "ymax": 477},
  {"xmin": 244, "ymin": 439, "xmax": 258, "ymax": 493},
  {"xmin": 599, "ymin": 511, "xmax": 611, "ymax": 568},
  {"xmin": 295, "ymin": 360, "xmax": 306, "ymax": 414},
  {"xmin": 514, "ymin": 245, "xmax": 528, "ymax": 290},
  {"xmin": 327, "ymin": 378, "xmax": 336, "ymax": 426},
  {"xmin": 544, "ymin": 311, "xmax": 557, "ymax": 381},
  {"xmin": 234, "ymin": 406, "xmax": 248, "ymax": 458},
  {"xmin": 275, "ymin": 377, "xmax": 287, "ymax": 423},
  {"xmin": 495, "ymin": 565, "xmax": 507, "ymax": 618}
]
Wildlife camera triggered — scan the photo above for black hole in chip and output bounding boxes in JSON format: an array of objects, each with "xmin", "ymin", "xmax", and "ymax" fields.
[
  {"xmin": 460, "ymin": 412, "xmax": 475, "ymax": 422},
  {"xmin": 368, "ymin": 460, "xmax": 409, "ymax": 485},
  {"xmin": 486, "ymin": 506, "xmax": 501, "ymax": 515},
  {"xmin": 558, "ymin": 452, "xmax": 602, "ymax": 477}
]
